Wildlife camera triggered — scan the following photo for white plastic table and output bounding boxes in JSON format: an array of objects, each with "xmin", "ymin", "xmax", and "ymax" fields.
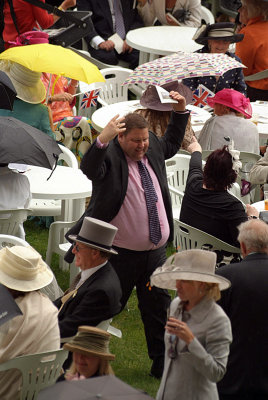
[
  {"xmin": 251, "ymin": 102, "xmax": 268, "ymax": 145},
  {"xmin": 91, "ymin": 100, "xmax": 211, "ymax": 133},
  {"xmin": 251, "ymin": 201, "xmax": 265, "ymax": 213},
  {"xmin": 25, "ymin": 165, "xmax": 92, "ymax": 222},
  {"xmin": 126, "ymin": 26, "xmax": 202, "ymax": 65}
]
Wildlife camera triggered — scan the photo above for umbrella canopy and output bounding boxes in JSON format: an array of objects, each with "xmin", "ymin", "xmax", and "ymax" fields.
[
  {"xmin": 0, "ymin": 117, "xmax": 61, "ymax": 169},
  {"xmin": 37, "ymin": 375, "xmax": 154, "ymax": 399},
  {"xmin": 0, "ymin": 44, "xmax": 105, "ymax": 85},
  {"xmin": 123, "ymin": 51, "xmax": 246, "ymax": 86},
  {"xmin": 0, "ymin": 71, "xmax": 17, "ymax": 111}
]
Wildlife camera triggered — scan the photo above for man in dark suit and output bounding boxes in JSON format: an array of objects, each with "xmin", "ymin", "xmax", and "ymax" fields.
[
  {"xmin": 65, "ymin": 91, "xmax": 189, "ymax": 378},
  {"xmin": 54, "ymin": 216, "xmax": 122, "ymax": 339},
  {"xmin": 216, "ymin": 218, "xmax": 268, "ymax": 400},
  {"xmin": 77, "ymin": 0, "xmax": 143, "ymax": 68}
]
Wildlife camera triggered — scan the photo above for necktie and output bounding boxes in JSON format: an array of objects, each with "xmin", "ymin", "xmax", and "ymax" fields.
[
  {"xmin": 137, "ymin": 160, "xmax": 162, "ymax": 245},
  {"xmin": 58, "ymin": 272, "xmax": 82, "ymax": 313},
  {"xmin": 113, "ymin": 0, "xmax": 126, "ymax": 39}
]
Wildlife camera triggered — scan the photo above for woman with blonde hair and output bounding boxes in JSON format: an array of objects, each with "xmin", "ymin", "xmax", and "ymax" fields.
[
  {"xmin": 63, "ymin": 326, "xmax": 115, "ymax": 380},
  {"xmin": 151, "ymin": 249, "xmax": 232, "ymax": 400}
]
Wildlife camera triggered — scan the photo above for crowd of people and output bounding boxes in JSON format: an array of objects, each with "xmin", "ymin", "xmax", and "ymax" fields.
[{"xmin": 0, "ymin": 0, "xmax": 267, "ymax": 399}]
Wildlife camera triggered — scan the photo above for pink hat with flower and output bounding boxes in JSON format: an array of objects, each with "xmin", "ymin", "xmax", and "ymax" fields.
[{"xmin": 207, "ymin": 89, "xmax": 252, "ymax": 119}]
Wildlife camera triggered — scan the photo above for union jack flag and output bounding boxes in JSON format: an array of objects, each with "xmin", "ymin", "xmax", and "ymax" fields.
[
  {"xmin": 80, "ymin": 89, "xmax": 100, "ymax": 109},
  {"xmin": 192, "ymin": 84, "xmax": 214, "ymax": 108}
]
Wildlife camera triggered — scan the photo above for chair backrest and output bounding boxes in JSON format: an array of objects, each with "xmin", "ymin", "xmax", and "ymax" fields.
[
  {"xmin": 0, "ymin": 209, "xmax": 31, "ymax": 236},
  {"xmin": 0, "ymin": 349, "xmax": 68, "ymax": 400},
  {"xmin": 174, "ymin": 219, "xmax": 241, "ymax": 255},
  {"xmin": 0, "ymin": 234, "xmax": 29, "ymax": 248},
  {"xmin": 165, "ymin": 154, "xmax": 206, "ymax": 192},
  {"xmin": 98, "ymin": 67, "xmax": 133, "ymax": 106},
  {"xmin": 58, "ymin": 144, "xmax": 79, "ymax": 169},
  {"xmin": 200, "ymin": 5, "xmax": 215, "ymax": 24}
]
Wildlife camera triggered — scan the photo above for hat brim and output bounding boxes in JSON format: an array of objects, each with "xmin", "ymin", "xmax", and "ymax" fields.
[
  {"xmin": 2, "ymin": 64, "xmax": 46, "ymax": 104},
  {"xmin": 196, "ymin": 33, "xmax": 244, "ymax": 45},
  {"xmin": 63, "ymin": 343, "xmax": 115, "ymax": 361},
  {"xmin": 206, "ymin": 97, "xmax": 252, "ymax": 119},
  {"xmin": 0, "ymin": 249, "xmax": 53, "ymax": 291},
  {"xmin": 151, "ymin": 270, "xmax": 230, "ymax": 291},
  {"xmin": 69, "ymin": 235, "xmax": 118, "ymax": 255}
]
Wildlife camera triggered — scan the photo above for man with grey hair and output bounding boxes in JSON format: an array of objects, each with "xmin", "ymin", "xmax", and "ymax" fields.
[{"xmin": 216, "ymin": 219, "xmax": 268, "ymax": 400}]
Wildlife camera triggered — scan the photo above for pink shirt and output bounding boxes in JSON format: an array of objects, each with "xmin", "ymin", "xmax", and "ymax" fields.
[{"xmin": 111, "ymin": 155, "xmax": 169, "ymax": 251}]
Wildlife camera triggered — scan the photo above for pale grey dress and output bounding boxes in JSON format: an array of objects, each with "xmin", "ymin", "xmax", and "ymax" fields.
[{"xmin": 156, "ymin": 296, "xmax": 232, "ymax": 400}]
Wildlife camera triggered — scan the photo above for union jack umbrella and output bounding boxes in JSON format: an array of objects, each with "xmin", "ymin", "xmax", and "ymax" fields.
[
  {"xmin": 123, "ymin": 51, "xmax": 245, "ymax": 86},
  {"xmin": 80, "ymin": 88, "xmax": 100, "ymax": 109},
  {"xmin": 192, "ymin": 84, "xmax": 214, "ymax": 108}
]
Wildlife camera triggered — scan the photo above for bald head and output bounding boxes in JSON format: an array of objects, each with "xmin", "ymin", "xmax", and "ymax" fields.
[{"xmin": 238, "ymin": 219, "xmax": 268, "ymax": 256}]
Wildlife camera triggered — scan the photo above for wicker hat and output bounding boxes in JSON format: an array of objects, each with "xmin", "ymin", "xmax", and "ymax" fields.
[
  {"xmin": 140, "ymin": 81, "xmax": 193, "ymax": 111},
  {"xmin": 193, "ymin": 22, "xmax": 244, "ymax": 45},
  {"xmin": 69, "ymin": 217, "xmax": 118, "ymax": 255},
  {"xmin": 207, "ymin": 88, "xmax": 252, "ymax": 119},
  {"xmin": 64, "ymin": 326, "xmax": 115, "ymax": 360},
  {"xmin": 0, "ymin": 246, "xmax": 53, "ymax": 291},
  {"xmin": 151, "ymin": 249, "xmax": 231, "ymax": 290},
  {"xmin": 1, "ymin": 61, "xmax": 46, "ymax": 104}
]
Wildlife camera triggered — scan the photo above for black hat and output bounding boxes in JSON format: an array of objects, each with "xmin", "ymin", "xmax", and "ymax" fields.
[{"xmin": 193, "ymin": 22, "xmax": 244, "ymax": 45}]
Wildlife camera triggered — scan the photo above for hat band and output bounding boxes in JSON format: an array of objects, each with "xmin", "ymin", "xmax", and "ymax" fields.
[
  {"xmin": 76, "ymin": 235, "xmax": 112, "ymax": 251},
  {"xmin": 208, "ymin": 28, "xmax": 235, "ymax": 38}
]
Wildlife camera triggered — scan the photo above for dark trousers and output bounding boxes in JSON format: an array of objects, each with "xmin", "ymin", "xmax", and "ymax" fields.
[
  {"xmin": 246, "ymin": 84, "xmax": 268, "ymax": 102},
  {"xmin": 110, "ymin": 245, "xmax": 171, "ymax": 365},
  {"xmin": 88, "ymin": 45, "xmax": 140, "ymax": 69}
]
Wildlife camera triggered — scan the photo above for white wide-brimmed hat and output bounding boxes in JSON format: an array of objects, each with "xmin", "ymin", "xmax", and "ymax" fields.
[
  {"xmin": 69, "ymin": 217, "xmax": 118, "ymax": 255},
  {"xmin": 1, "ymin": 61, "xmax": 46, "ymax": 104},
  {"xmin": 151, "ymin": 249, "xmax": 230, "ymax": 290},
  {"xmin": 0, "ymin": 246, "xmax": 53, "ymax": 291}
]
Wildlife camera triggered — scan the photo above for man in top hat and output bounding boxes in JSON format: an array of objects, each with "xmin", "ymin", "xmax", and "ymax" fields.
[
  {"xmin": 64, "ymin": 91, "xmax": 189, "ymax": 378},
  {"xmin": 216, "ymin": 219, "xmax": 268, "ymax": 399},
  {"xmin": 182, "ymin": 22, "xmax": 247, "ymax": 95},
  {"xmin": 54, "ymin": 217, "xmax": 122, "ymax": 340}
]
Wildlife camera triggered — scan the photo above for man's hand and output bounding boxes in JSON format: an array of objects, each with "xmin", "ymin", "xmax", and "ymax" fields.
[
  {"xmin": 246, "ymin": 204, "xmax": 259, "ymax": 218},
  {"xmin": 122, "ymin": 41, "xmax": 133, "ymax": 54},
  {"xmin": 98, "ymin": 115, "xmax": 126, "ymax": 144},
  {"xmin": 188, "ymin": 136, "xmax": 202, "ymax": 154},
  {"xmin": 170, "ymin": 91, "xmax": 186, "ymax": 112},
  {"xmin": 98, "ymin": 40, "xmax": 115, "ymax": 51}
]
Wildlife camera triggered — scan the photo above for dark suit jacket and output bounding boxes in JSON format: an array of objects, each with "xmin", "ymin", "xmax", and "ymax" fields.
[
  {"xmin": 216, "ymin": 253, "xmax": 268, "ymax": 397},
  {"xmin": 77, "ymin": 0, "xmax": 143, "ymax": 42},
  {"xmin": 54, "ymin": 262, "xmax": 122, "ymax": 338},
  {"xmin": 64, "ymin": 111, "xmax": 189, "ymax": 262}
]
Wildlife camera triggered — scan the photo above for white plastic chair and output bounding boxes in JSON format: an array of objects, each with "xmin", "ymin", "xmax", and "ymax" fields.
[
  {"xmin": 97, "ymin": 67, "xmax": 133, "ymax": 106},
  {"xmin": 200, "ymin": 5, "xmax": 215, "ymax": 24},
  {"xmin": 29, "ymin": 144, "xmax": 78, "ymax": 218},
  {"xmin": 174, "ymin": 219, "xmax": 241, "ymax": 258},
  {"xmin": 0, "ymin": 209, "xmax": 31, "ymax": 237},
  {"xmin": 97, "ymin": 318, "xmax": 122, "ymax": 338},
  {"xmin": 46, "ymin": 220, "xmax": 77, "ymax": 283},
  {"xmin": 0, "ymin": 349, "xmax": 68, "ymax": 400}
]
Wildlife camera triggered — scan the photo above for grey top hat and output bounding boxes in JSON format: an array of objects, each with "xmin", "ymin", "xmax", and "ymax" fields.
[
  {"xmin": 151, "ymin": 249, "xmax": 231, "ymax": 291},
  {"xmin": 140, "ymin": 81, "xmax": 193, "ymax": 112},
  {"xmin": 69, "ymin": 217, "xmax": 118, "ymax": 255},
  {"xmin": 193, "ymin": 22, "xmax": 244, "ymax": 45}
]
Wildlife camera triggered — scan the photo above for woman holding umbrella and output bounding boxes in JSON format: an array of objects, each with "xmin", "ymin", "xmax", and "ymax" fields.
[
  {"xmin": 151, "ymin": 249, "xmax": 232, "ymax": 400},
  {"xmin": 183, "ymin": 22, "xmax": 247, "ymax": 94}
]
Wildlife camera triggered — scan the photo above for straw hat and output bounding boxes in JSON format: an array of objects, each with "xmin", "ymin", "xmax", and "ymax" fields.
[
  {"xmin": 69, "ymin": 217, "xmax": 118, "ymax": 255},
  {"xmin": 193, "ymin": 22, "xmax": 244, "ymax": 45},
  {"xmin": 63, "ymin": 326, "xmax": 115, "ymax": 360},
  {"xmin": 151, "ymin": 249, "xmax": 231, "ymax": 290},
  {"xmin": 140, "ymin": 81, "xmax": 193, "ymax": 111},
  {"xmin": 1, "ymin": 61, "xmax": 46, "ymax": 104},
  {"xmin": 207, "ymin": 88, "xmax": 252, "ymax": 119},
  {"xmin": 0, "ymin": 246, "xmax": 53, "ymax": 291}
]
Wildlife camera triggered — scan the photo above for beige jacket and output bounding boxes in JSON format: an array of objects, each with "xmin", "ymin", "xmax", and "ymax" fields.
[
  {"xmin": 0, "ymin": 291, "xmax": 60, "ymax": 400},
  {"xmin": 138, "ymin": 0, "xmax": 201, "ymax": 27},
  {"xmin": 249, "ymin": 148, "xmax": 268, "ymax": 184}
]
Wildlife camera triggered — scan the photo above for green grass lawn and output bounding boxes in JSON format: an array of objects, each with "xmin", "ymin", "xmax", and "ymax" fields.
[{"xmin": 24, "ymin": 219, "xmax": 164, "ymax": 398}]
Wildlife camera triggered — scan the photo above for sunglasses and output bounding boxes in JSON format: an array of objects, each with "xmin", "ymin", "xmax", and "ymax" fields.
[
  {"xmin": 168, "ymin": 334, "xmax": 178, "ymax": 360},
  {"xmin": 72, "ymin": 242, "xmax": 87, "ymax": 252}
]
